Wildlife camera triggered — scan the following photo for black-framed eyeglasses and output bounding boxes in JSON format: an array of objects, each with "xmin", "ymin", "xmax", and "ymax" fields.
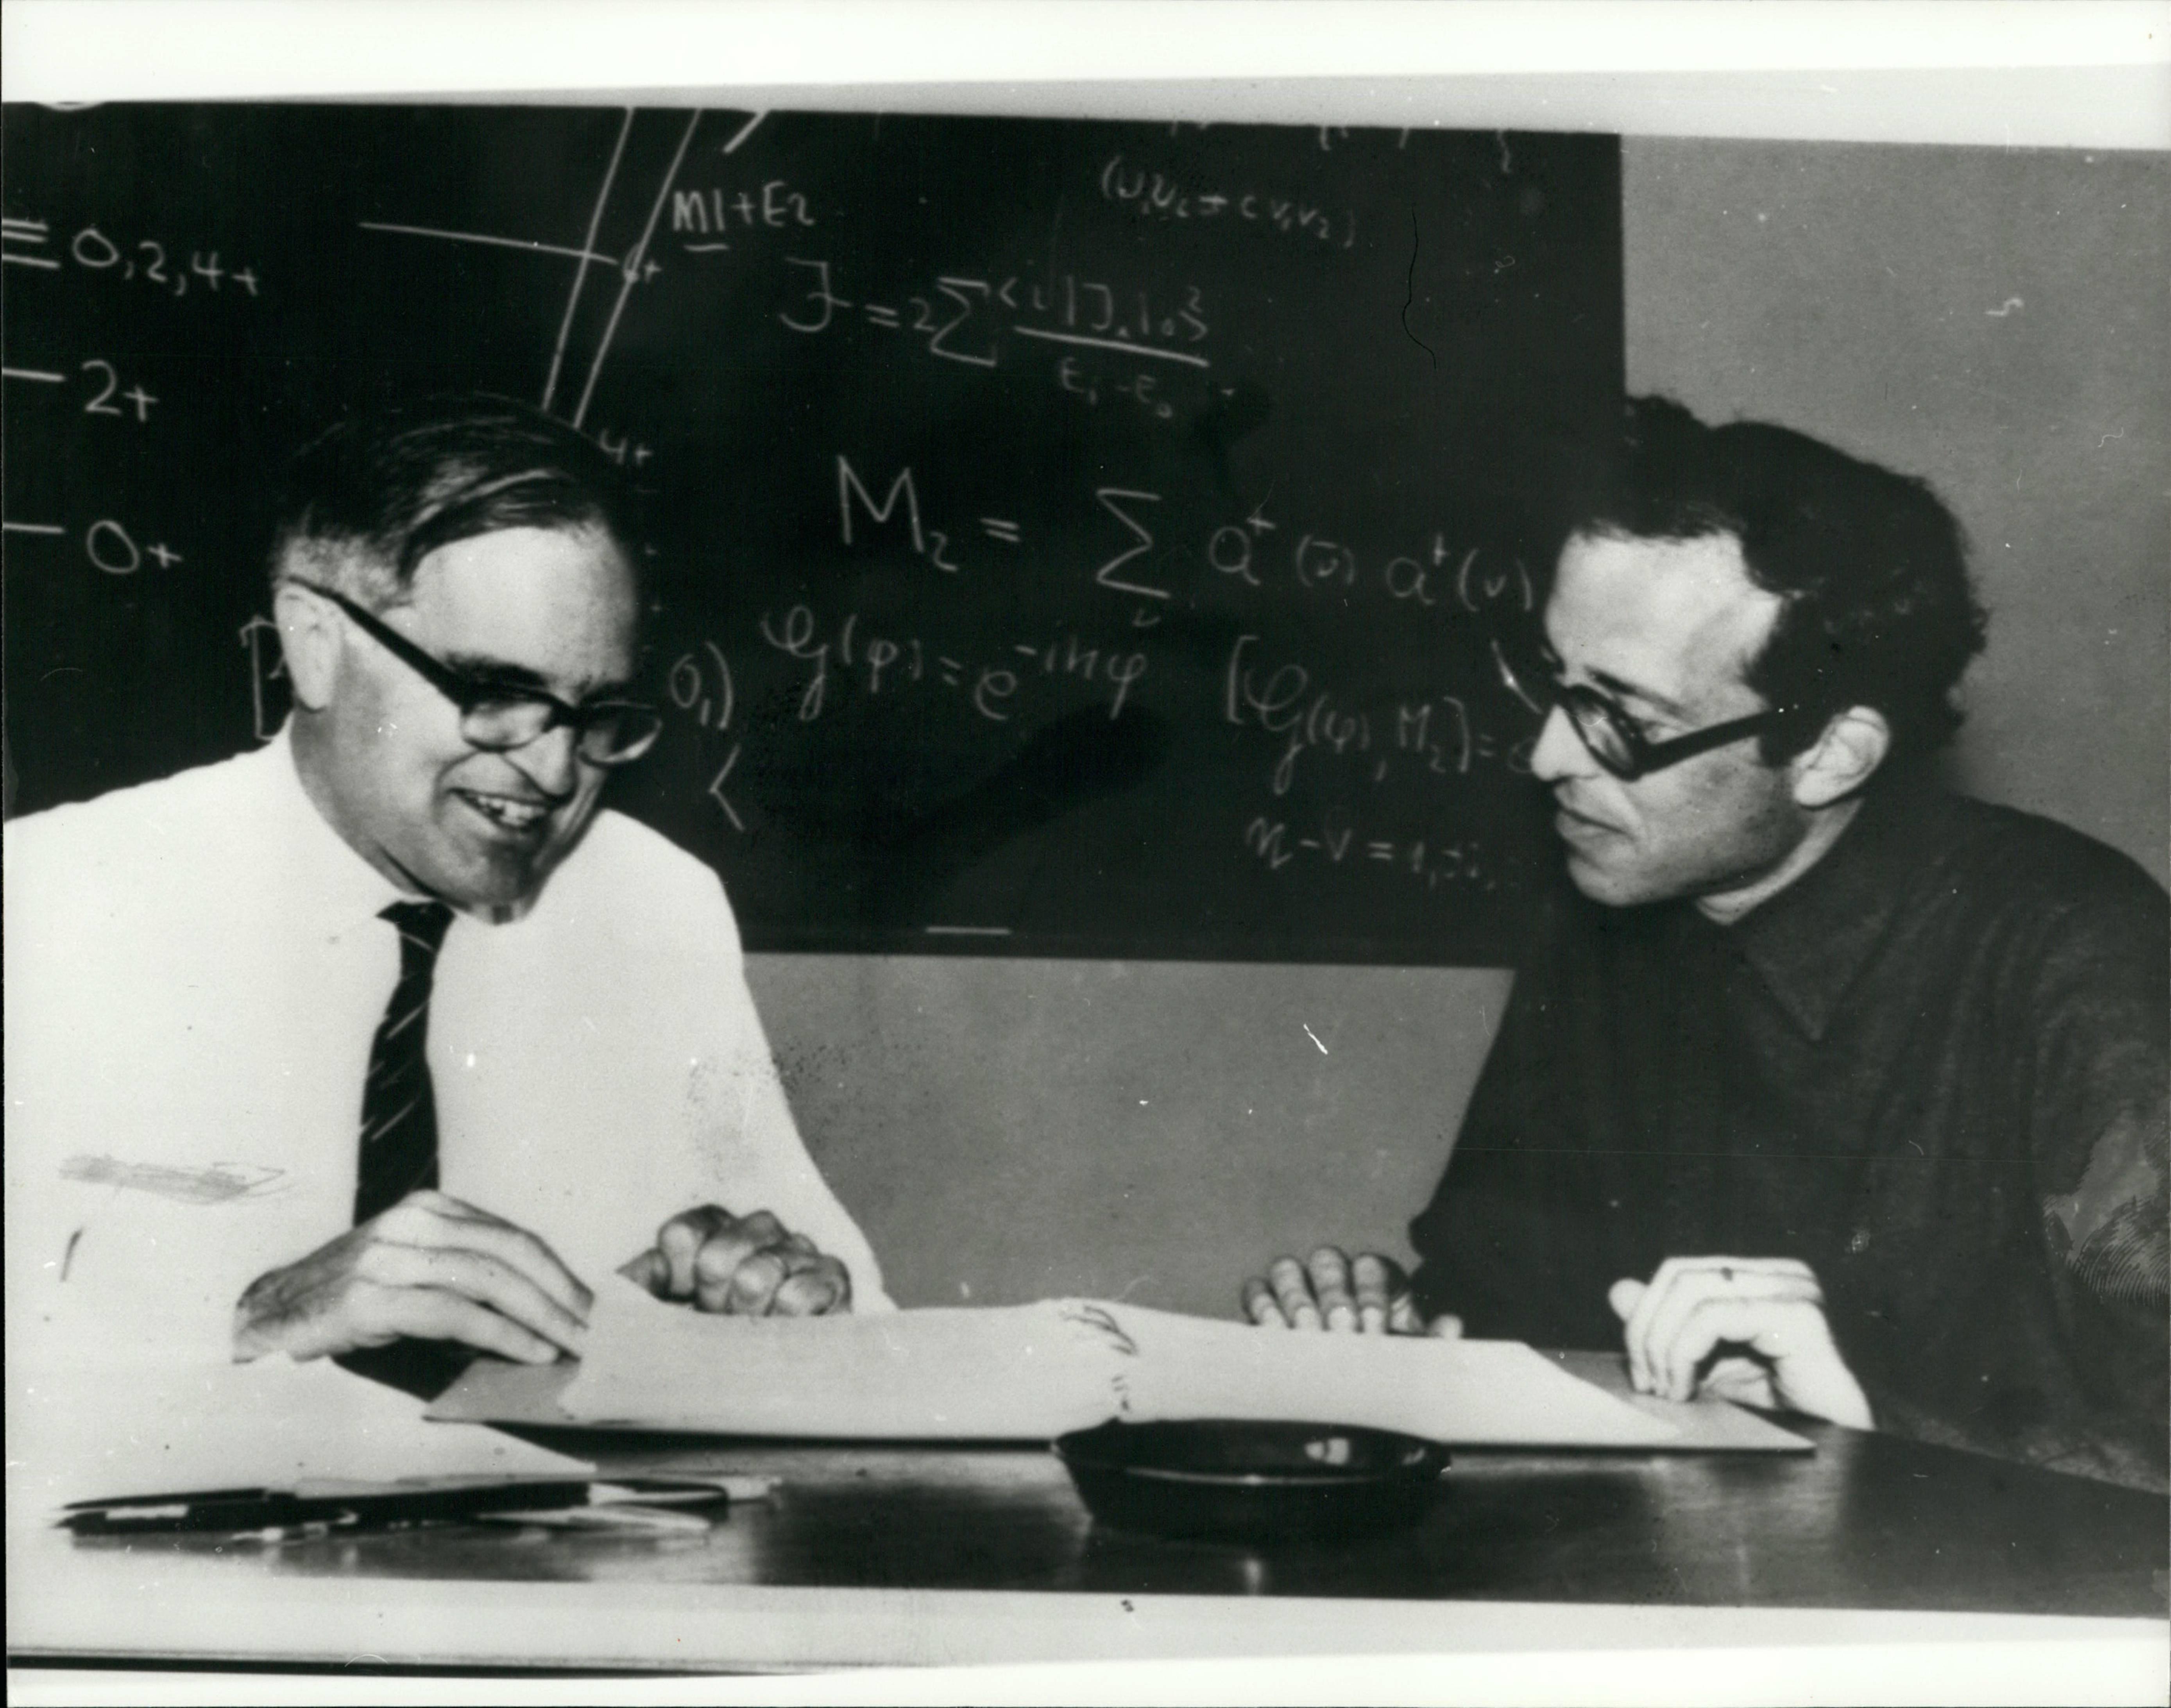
[
  {"xmin": 1492, "ymin": 638, "xmax": 1790, "ymax": 782},
  {"xmin": 290, "ymin": 579, "xmax": 662, "ymax": 766}
]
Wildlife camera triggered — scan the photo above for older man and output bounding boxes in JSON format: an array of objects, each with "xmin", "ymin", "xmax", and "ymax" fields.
[
  {"xmin": 6, "ymin": 396, "xmax": 888, "ymax": 1401},
  {"xmin": 1246, "ymin": 398, "xmax": 2167, "ymax": 1491}
]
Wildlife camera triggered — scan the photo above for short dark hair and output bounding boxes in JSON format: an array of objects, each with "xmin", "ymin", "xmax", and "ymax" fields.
[
  {"xmin": 1557, "ymin": 396, "xmax": 1987, "ymax": 770},
  {"xmin": 269, "ymin": 393, "xmax": 644, "ymax": 609}
]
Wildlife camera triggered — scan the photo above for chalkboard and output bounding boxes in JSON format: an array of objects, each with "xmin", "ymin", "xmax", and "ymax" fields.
[{"xmin": 2, "ymin": 104, "xmax": 1620, "ymax": 964}]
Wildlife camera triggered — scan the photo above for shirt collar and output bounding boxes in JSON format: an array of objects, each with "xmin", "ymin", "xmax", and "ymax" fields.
[
  {"xmin": 1724, "ymin": 780, "xmax": 1951, "ymax": 1041},
  {"xmin": 258, "ymin": 719, "xmax": 413, "ymax": 940}
]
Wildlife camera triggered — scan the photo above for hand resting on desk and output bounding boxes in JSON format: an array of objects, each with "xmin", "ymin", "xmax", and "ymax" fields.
[
  {"xmin": 1240, "ymin": 1245, "xmax": 1462, "ymax": 1336},
  {"xmin": 618, "ymin": 1205, "xmax": 853, "ymax": 1317},
  {"xmin": 233, "ymin": 1190, "xmax": 592, "ymax": 1365},
  {"xmin": 233, "ymin": 1196, "xmax": 851, "ymax": 1370},
  {"xmin": 1610, "ymin": 1256, "xmax": 1873, "ymax": 1429},
  {"xmin": 1244, "ymin": 1247, "xmax": 1874, "ymax": 1430}
]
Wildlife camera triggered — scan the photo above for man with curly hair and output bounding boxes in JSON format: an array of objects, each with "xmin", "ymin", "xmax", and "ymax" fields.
[{"xmin": 1247, "ymin": 398, "xmax": 2167, "ymax": 1492}]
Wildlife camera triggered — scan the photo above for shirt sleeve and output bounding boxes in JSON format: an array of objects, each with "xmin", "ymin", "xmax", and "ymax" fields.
[
  {"xmin": 671, "ymin": 869, "xmax": 897, "ymax": 1314},
  {"xmin": 3, "ymin": 818, "xmax": 278, "ymax": 1380}
]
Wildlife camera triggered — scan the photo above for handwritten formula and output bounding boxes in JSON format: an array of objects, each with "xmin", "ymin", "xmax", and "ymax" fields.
[
  {"xmin": 2, "ymin": 210, "xmax": 224, "ymax": 576},
  {"xmin": 777, "ymin": 258, "xmax": 1212, "ymax": 395},
  {"xmin": 1099, "ymin": 154, "xmax": 1359, "ymax": 249},
  {"xmin": 5, "ymin": 103, "xmax": 1622, "ymax": 962}
]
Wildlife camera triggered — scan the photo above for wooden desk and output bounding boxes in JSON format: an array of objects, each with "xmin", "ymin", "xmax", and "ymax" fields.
[{"xmin": 8, "ymin": 1394, "xmax": 2164, "ymax": 1676}]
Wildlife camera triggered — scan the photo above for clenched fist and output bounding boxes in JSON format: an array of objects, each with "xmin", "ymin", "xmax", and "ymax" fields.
[{"xmin": 618, "ymin": 1205, "xmax": 852, "ymax": 1318}]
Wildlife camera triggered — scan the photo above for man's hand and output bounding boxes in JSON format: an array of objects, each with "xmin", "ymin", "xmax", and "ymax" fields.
[
  {"xmin": 234, "ymin": 1190, "xmax": 592, "ymax": 1365},
  {"xmin": 618, "ymin": 1205, "xmax": 852, "ymax": 1318},
  {"xmin": 1609, "ymin": 1256, "xmax": 1873, "ymax": 1429},
  {"xmin": 1239, "ymin": 1245, "xmax": 1458, "ymax": 1336}
]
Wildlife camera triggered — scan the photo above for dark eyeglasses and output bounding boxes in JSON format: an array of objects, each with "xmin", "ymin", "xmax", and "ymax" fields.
[
  {"xmin": 1492, "ymin": 638, "xmax": 1790, "ymax": 782},
  {"xmin": 291, "ymin": 580, "xmax": 662, "ymax": 766}
]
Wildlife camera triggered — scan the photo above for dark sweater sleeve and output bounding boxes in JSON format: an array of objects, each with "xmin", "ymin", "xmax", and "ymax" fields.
[
  {"xmin": 2024, "ymin": 870, "xmax": 2169, "ymax": 1489},
  {"xmin": 1406, "ymin": 899, "xmax": 1624, "ymax": 1348},
  {"xmin": 1849, "ymin": 851, "xmax": 2171, "ymax": 1492}
]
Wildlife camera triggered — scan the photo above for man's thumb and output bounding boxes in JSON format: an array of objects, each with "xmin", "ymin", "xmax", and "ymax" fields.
[{"xmin": 1607, "ymin": 1277, "xmax": 1648, "ymax": 1322}]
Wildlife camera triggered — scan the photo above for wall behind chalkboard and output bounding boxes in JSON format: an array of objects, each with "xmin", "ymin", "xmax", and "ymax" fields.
[{"xmin": 3, "ymin": 104, "xmax": 1621, "ymax": 964}]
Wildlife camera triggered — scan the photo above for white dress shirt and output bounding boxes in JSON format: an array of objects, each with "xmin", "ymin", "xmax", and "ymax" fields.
[{"xmin": 5, "ymin": 728, "xmax": 891, "ymax": 1382}]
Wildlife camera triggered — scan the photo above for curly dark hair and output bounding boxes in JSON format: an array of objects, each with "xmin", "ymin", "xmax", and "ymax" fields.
[
  {"xmin": 1557, "ymin": 396, "xmax": 1987, "ymax": 771},
  {"xmin": 268, "ymin": 393, "xmax": 645, "ymax": 610}
]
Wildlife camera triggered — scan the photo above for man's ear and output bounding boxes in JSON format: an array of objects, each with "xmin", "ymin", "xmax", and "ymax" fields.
[
  {"xmin": 272, "ymin": 579, "xmax": 342, "ymax": 712},
  {"xmin": 1789, "ymin": 705, "xmax": 1892, "ymax": 809}
]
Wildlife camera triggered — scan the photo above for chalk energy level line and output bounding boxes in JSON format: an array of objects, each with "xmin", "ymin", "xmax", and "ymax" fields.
[
  {"xmin": 553, "ymin": 111, "xmax": 763, "ymax": 418},
  {"xmin": 924, "ymin": 926, "xmax": 1015, "ymax": 937},
  {"xmin": 571, "ymin": 106, "xmax": 706, "ymax": 429},
  {"xmin": 358, "ymin": 222, "xmax": 622, "ymax": 268},
  {"xmin": 541, "ymin": 106, "xmax": 635, "ymax": 416}
]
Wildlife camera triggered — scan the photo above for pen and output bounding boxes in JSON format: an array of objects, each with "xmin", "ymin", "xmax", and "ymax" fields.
[{"xmin": 59, "ymin": 1477, "xmax": 736, "ymax": 1536}]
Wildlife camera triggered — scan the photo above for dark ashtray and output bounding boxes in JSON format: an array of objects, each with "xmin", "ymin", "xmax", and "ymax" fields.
[{"xmin": 1053, "ymin": 1418, "xmax": 1449, "ymax": 1543}]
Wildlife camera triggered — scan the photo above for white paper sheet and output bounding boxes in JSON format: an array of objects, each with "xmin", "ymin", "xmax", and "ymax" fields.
[{"xmin": 557, "ymin": 1279, "xmax": 1679, "ymax": 1447}]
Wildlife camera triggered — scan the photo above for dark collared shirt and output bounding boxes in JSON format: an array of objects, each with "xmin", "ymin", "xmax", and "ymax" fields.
[{"xmin": 1409, "ymin": 783, "xmax": 2169, "ymax": 1490}]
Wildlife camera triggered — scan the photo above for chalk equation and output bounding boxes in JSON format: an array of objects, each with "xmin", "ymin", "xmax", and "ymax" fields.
[
  {"xmin": 832, "ymin": 455, "xmax": 1165, "ymax": 624},
  {"xmin": 1098, "ymin": 155, "xmax": 1358, "ymax": 250},
  {"xmin": 1226, "ymin": 633, "xmax": 1538, "ymax": 797},
  {"xmin": 779, "ymin": 258, "xmax": 1212, "ymax": 379},
  {"xmin": 1210, "ymin": 510, "xmax": 1536, "ymax": 615},
  {"xmin": 669, "ymin": 177, "xmax": 818, "ymax": 249},
  {"xmin": 757, "ymin": 603, "xmax": 1149, "ymax": 730},
  {"xmin": 1, "ymin": 215, "xmax": 263, "ymax": 297},
  {"xmin": 831, "ymin": 455, "xmax": 1536, "ymax": 635},
  {"xmin": 1243, "ymin": 813, "xmax": 1503, "ymax": 893}
]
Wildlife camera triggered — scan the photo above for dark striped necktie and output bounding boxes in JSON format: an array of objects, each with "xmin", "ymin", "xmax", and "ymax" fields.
[
  {"xmin": 353, "ymin": 899, "xmax": 455, "ymax": 1225},
  {"xmin": 339, "ymin": 898, "xmax": 467, "ymax": 1399}
]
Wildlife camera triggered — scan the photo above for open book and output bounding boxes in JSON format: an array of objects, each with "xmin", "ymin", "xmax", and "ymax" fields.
[{"xmin": 540, "ymin": 1279, "xmax": 1686, "ymax": 1448}]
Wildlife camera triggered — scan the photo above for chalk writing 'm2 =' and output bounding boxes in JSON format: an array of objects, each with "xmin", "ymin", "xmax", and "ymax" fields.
[{"xmin": 836, "ymin": 456, "xmax": 963, "ymax": 573}]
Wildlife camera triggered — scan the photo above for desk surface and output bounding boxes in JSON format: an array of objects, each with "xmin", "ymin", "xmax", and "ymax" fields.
[
  {"xmin": 9, "ymin": 1385, "xmax": 2166, "ymax": 1676},
  {"xmin": 311, "ymin": 1421, "xmax": 2171, "ymax": 1615}
]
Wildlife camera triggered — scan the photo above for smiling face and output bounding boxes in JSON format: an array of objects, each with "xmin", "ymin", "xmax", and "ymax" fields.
[
  {"xmin": 1532, "ymin": 529, "xmax": 1817, "ymax": 917},
  {"xmin": 291, "ymin": 525, "xmax": 641, "ymax": 913}
]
